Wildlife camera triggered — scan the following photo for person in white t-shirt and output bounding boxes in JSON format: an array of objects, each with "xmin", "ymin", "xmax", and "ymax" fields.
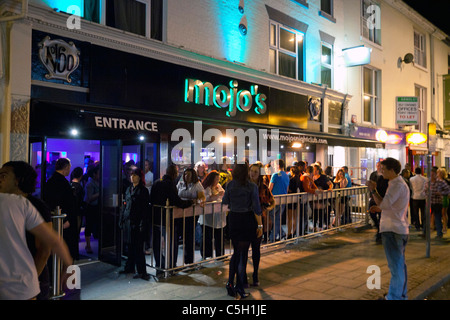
[
  {"xmin": 176, "ymin": 168, "xmax": 205, "ymax": 264},
  {"xmin": 144, "ymin": 160, "xmax": 154, "ymax": 194},
  {"xmin": 409, "ymin": 167, "xmax": 428, "ymax": 231},
  {"xmin": 0, "ymin": 193, "xmax": 72, "ymax": 300},
  {"xmin": 369, "ymin": 157, "xmax": 409, "ymax": 300}
]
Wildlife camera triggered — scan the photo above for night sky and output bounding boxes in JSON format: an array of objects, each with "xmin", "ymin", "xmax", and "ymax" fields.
[{"xmin": 402, "ymin": 0, "xmax": 450, "ymax": 36}]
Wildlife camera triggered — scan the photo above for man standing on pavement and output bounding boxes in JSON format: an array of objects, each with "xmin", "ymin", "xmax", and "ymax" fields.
[
  {"xmin": 368, "ymin": 161, "xmax": 389, "ymax": 244},
  {"xmin": 409, "ymin": 167, "xmax": 428, "ymax": 231},
  {"xmin": 369, "ymin": 158, "xmax": 410, "ymax": 300},
  {"xmin": 425, "ymin": 166, "xmax": 450, "ymax": 239},
  {"xmin": 268, "ymin": 159, "xmax": 289, "ymax": 241},
  {"xmin": 44, "ymin": 158, "xmax": 78, "ymax": 262}
]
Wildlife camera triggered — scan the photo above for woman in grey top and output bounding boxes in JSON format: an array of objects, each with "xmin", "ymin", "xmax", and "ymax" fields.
[{"xmin": 222, "ymin": 163, "xmax": 262, "ymax": 299}]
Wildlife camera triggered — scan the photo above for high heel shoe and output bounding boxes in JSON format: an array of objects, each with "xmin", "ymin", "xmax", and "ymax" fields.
[
  {"xmin": 235, "ymin": 289, "xmax": 250, "ymax": 300},
  {"xmin": 226, "ymin": 282, "xmax": 235, "ymax": 297}
]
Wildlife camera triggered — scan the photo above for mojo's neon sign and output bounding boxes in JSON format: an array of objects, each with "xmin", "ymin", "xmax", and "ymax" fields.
[{"xmin": 184, "ymin": 78, "xmax": 267, "ymax": 117}]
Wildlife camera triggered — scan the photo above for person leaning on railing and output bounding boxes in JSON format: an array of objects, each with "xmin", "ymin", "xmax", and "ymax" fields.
[{"xmin": 150, "ymin": 165, "xmax": 195, "ymax": 270}]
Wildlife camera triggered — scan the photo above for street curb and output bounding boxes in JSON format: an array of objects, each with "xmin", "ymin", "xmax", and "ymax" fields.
[{"xmin": 412, "ymin": 273, "xmax": 450, "ymax": 300}]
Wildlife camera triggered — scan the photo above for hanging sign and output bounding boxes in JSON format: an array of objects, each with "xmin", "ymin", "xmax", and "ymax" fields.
[{"xmin": 396, "ymin": 96, "xmax": 418, "ymax": 125}]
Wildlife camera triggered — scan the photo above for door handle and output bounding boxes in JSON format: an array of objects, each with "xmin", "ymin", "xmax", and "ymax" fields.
[{"xmin": 112, "ymin": 194, "xmax": 119, "ymax": 207}]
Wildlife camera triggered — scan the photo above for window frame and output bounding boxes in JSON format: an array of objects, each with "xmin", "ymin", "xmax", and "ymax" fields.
[
  {"xmin": 97, "ymin": 0, "xmax": 152, "ymax": 38},
  {"xmin": 414, "ymin": 85, "xmax": 427, "ymax": 132},
  {"xmin": 320, "ymin": 41, "xmax": 333, "ymax": 88},
  {"xmin": 413, "ymin": 30, "xmax": 427, "ymax": 69},
  {"xmin": 362, "ymin": 66, "xmax": 380, "ymax": 126},
  {"xmin": 269, "ymin": 20, "xmax": 305, "ymax": 81},
  {"xmin": 361, "ymin": 0, "xmax": 381, "ymax": 46}
]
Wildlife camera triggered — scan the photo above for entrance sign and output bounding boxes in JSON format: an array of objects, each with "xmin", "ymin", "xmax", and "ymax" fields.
[
  {"xmin": 396, "ymin": 96, "xmax": 418, "ymax": 125},
  {"xmin": 94, "ymin": 116, "xmax": 158, "ymax": 132}
]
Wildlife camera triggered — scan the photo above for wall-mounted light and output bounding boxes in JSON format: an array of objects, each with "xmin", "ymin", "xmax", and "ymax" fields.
[
  {"xmin": 292, "ymin": 142, "xmax": 302, "ymax": 148},
  {"xmin": 375, "ymin": 129, "xmax": 388, "ymax": 143},
  {"xmin": 219, "ymin": 137, "xmax": 232, "ymax": 144},
  {"xmin": 238, "ymin": 0, "xmax": 245, "ymax": 13},
  {"xmin": 342, "ymin": 45, "xmax": 371, "ymax": 67},
  {"xmin": 239, "ymin": 16, "xmax": 248, "ymax": 36},
  {"xmin": 70, "ymin": 129, "xmax": 78, "ymax": 136},
  {"xmin": 139, "ymin": 135, "xmax": 145, "ymax": 141},
  {"xmin": 406, "ymin": 132, "xmax": 427, "ymax": 145},
  {"xmin": 397, "ymin": 53, "xmax": 414, "ymax": 68}
]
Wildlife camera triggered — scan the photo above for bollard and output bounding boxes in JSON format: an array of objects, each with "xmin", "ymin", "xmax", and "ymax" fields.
[{"xmin": 50, "ymin": 206, "xmax": 67, "ymax": 300}]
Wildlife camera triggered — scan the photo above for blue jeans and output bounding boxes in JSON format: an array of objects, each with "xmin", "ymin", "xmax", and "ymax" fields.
[
  {"xmin": 382, "ymin": 232, "xmax": 408, "ymax": 300},
  {"xmin": 269, "ymin": 204, "xmax": 286, "ymax": 241}
]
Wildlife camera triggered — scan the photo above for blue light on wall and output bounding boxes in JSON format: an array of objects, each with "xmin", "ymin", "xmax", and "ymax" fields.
[
  {"xmin": 214, "ymin": 0, "xmax": 249, "ymax": 64},
  {"xmin": 42, "ymin": 0, "xmax": 84, "ymax": 17}
]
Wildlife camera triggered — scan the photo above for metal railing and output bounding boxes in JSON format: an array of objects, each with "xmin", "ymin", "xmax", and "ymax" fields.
[
  {"xmin": 50, "ymin": 206, "xmax": 66, "ymax": 300},
  {"xmin": 149, "ymin": 186, "xmax": 369, "ymax": 277}
]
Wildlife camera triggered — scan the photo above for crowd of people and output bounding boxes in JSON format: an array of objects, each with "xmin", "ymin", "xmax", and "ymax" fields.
[{"xmin": 2, "ymin": 154, "xmax": 449, "ymax": 301}]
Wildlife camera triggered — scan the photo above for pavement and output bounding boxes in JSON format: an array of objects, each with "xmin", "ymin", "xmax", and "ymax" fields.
[{"xmin": 73, "ymin": 225, "xmax": 450, "ymax": 301}]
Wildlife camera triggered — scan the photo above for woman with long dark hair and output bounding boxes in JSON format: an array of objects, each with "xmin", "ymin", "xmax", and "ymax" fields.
[
  {"xmin": 223, "ymin": 163, "xmax": 262, "ymax": 299},
  {"xmin": 248, "ymin": 163, "xmax": 274, "ymax": 286},
  {"xmin": 119, "ymin": 167, "xmax": 150, "ymax": 280},
  {"xmin": 198, "ymin": 170, "xmax": 225, "ymax": 258}
]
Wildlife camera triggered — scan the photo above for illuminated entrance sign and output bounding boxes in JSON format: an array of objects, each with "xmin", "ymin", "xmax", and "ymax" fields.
[{"xmin": 184, "ymin": 78, "xmax": 267, "ymax": 117}]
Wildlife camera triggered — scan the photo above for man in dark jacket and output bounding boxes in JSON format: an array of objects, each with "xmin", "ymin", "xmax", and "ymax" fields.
[
  {"xmin": 151, "ymin": 164, "xmax": 193, "ymax": 270},
  {"xmin": 368, "ymin": 161, "xmax": 389, "ymax": 244},
  {"xmin": 44, "ymin": 158, "xmax": 78, "ymax": 261}
]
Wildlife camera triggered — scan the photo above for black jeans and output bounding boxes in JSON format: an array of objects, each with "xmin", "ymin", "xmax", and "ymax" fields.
[
  {"xmin": 200, "ymin": 225, "xmax": 224, "ymax": 258},
  {"xmin": 228, "ymin": 239, "xmax": 251, "ymax": 293},
  {"xmin": 125, "ymin": 224, "xmax": 147, "ymax": 274},
  {"xmin": 411, "ymin": 199, "xmax": 425, "ymax": 229}
]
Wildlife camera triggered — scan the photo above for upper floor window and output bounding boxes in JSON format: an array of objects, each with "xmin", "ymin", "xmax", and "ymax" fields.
[
  {"xmin": 363, "ymin": 66, "xmax": 380, "ymax": 125},
  {"xmin": 61, "ymin": 0, "xmax": 163, "ymax": 40},
  {"xmin": 361, "ymin": 0, "xmax": 381, "ymax": 45},
  {"xmin": 269, "ymin": 21, "xmax": 304, "ymax": 81},
  {"xmin": 321, "ymin": 0, "xmax": 333, "ymax": 16},
  {"xmin": 414, "ymin": 31, "xmax": 427, "ymax": 68},
  {"xmin": 321, "ymin": 42, "xmax": 333, "ymax": 88}
]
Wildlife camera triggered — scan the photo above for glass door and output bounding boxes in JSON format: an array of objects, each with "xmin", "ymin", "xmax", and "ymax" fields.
[{"xmin": 99, "ymin": 140, "xmax": 122, "ymax": 266}]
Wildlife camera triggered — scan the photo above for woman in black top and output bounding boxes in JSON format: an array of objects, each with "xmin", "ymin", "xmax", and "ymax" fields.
[
  {"xmin": 119, "ymin": 167, "xmax": 151, "ymax": 280},
  {"xmin": 287, "ymin": 165, "xmax": 302, "ymax": 239},
  {"xmin": 223, "ymin": 163, "xmax": 262, "ymax": 299},
  {"xmin": 312, "ymin": 165, "xmax": 332, "ymax": 231}
]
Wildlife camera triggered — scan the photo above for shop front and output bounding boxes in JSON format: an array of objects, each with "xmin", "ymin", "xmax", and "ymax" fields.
[{"xmin": 29, "ymin": 29, "xmax": 375, "ymax": 265}]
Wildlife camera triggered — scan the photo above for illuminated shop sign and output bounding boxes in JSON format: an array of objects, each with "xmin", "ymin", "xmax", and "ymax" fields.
[
  {"xmin": 94, "ymin": 116, "xmax": 158, "ymax": 132},
  {"xmin": 38, "ymin": 36, "xmax": 80, "ymax": 83},
  {"xmin": 184, "ymin": 78, "xmax": 267, "ymax": 117}
]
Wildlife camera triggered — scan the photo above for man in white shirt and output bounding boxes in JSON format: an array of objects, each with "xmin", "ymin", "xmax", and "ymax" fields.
[
  {"xmin": 369, "ymin": 157, "xmax": 409, "ymax": 300},
  {"xmin": 409, "ymin": 167, "xmax": 428, "ymax": 231},
  {"xmin": 0, "ymin": 193, "xmax": 72, "ymax": 300}
]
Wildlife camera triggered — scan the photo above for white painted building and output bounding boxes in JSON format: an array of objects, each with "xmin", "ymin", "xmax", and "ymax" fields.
[{"xmin": 0, "ymin": 0, "xmax": 449, "ymax": 180}]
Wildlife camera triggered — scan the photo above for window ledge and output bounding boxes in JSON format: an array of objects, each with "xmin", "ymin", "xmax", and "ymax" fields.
[
  {"xmin": 360, "ymin": 36, "xmax": 383, "ymax": 51},
  {"xmin": 413, "ymin": 63, "xmax": 428, "ymax": 73},
  {"xmin": 319, "ymin": 10, "xmax": 336, "ymax": 23},
  {"xmin": 292, "ymin": 0, "xmax": 309, "ymax": 9}
]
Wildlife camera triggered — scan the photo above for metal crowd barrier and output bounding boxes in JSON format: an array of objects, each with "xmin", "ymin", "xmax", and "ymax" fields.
[
  {"xmin": 50, "ymin": 206, "xmax": 66, "ymax": 300},
  {"xmin": 149, "ymin": 186, "xmax": 369, "ymax": 277}
]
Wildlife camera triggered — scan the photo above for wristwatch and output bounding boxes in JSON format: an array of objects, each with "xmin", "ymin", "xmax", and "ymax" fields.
[{"xmin": 257, "ymin": 225, "xmax": 263, "ymax": 229}]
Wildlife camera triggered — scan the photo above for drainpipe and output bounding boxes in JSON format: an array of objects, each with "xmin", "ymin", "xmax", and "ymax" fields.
[{"xmin": 0, "ymin": 0, "xmax": 28, "ymax": 22}]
